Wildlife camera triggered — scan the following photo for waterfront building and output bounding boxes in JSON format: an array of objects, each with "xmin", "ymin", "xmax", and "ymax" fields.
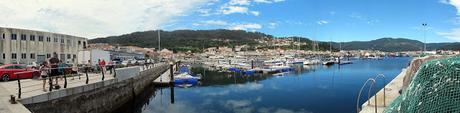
[{"xmin": 0, "ymin": 27, "xmax": 87, "ymax": 64}]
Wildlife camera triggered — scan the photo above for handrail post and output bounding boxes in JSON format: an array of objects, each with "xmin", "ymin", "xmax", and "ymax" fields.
[
  {"xmin": 64, "ymin": 72, "xmax": 67, "ymax": 88},
  {"xmin": 113, "ymin": 66, "xmax": 117, "ymax": 78},
  {"xmin": 85, "ymin": 66, "xmax": 89, "ymax": 84},
  {"xmin": 356, "ymin": 78, "xmax": 377, "ymax": 113},
  {"xmin": 101, "ymin": 66, "xmax": 105, "ymax": 81},
  {"xmin": 17, "ymin": 74, "xmax": 21, "ymax": 99},
  {"xmin": 48, "ymin": 69, "xmax": 52, "ymax": 92}
]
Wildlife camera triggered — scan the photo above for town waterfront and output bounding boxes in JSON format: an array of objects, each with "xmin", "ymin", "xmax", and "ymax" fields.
[{"xmin": 116, "ymin": 57, "xmax": 412, "ymax": 113}]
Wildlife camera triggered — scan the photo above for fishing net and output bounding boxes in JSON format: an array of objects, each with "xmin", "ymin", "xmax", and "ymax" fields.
[{"xmin": 384, "ymin": 56, "xmax": 460, "ymax": 113}]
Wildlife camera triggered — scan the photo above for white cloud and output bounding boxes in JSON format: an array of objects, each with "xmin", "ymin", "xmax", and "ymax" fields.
[
  {"xmin": 250, "ymin": 11, "xmax": 260, "ymax": 16},
  {"xmin": 317, "ymin": 20, "xmax": 329, "ymax": 25},
  {"xmin": 229, "ymin": 0, "xmax": 251, "ymax": 5},
  {"xmin": 229, "ymin": 23, "xmax": 262, "ymax": 30},
  {"xmin": 254, "ymin": 0, "xmax": 286, "ymax": 4},
  {"xmin": 0, "ymin": 0, "xmax": 211, "ymax": 38},
  {"xmin": 220, "ymin": 6, "xmax": 249, "ymax": 14},
  {"xmin": 438, "ymin": 0, "xmax": 460, "ymax": 41},
  {"xmin": 438, "ymin": 28, "xmax": 460, "ymax": 41},
  {"xmin": 219, "ymin": 0, "xmax": 285, "ymax": 16},
  {"xmin": 203, "ymin": 20, "xmax": 229, "ymax": 26},
  {"xmin": 268, "ymin": 22, "xmax": 277, "ymax": 29}
]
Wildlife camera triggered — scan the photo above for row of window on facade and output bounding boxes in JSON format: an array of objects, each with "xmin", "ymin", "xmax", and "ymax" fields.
[
  {"xmin": 1, "ymin": 33, "xmax": 86, "ymax": 46},
  {"xmin": 2, "ymin": 53, "xmax": 76, "ymax": 60}
]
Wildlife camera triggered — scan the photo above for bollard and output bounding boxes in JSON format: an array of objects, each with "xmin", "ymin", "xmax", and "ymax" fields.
[
  {"xmin": 17, "ymin": 74, "xmax": 21, "ymax": 99},
  {"xmin": 10, "ymin": 95, "xmax": 16, "ymax": 104},
  {"xmin": 85, "ymin": 67, "xmax": 89, "ymax": 84}
]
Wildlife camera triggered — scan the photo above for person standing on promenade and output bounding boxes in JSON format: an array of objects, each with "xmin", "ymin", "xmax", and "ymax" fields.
[
  {"xmin": 48, "ymin": 53, "xmax": 60, "ymax": 89},
  {"xmin": 39, "ymin": 62, "xmax": 49, "ymax": 91}
]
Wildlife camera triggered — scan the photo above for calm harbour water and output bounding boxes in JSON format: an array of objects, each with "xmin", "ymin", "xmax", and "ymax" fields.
[{"xmin": 116, "ymin": 57, "xmax": 412, "ymax": 113}]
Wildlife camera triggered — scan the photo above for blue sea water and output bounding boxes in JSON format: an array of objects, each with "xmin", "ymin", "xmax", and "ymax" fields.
[{"xmin": 117, "ymin": 57, "xmax": 412, "ymax": 113}]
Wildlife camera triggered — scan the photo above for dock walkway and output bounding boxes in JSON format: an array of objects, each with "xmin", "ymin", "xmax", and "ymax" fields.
[{"xmin": 0, "ymin": 65, "xmax": 154, "ymax": 113}]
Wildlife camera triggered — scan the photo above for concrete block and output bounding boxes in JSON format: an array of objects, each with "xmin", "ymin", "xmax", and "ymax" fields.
[
  {"xmin": 83, "ymin": 84, "xmax": 95, "ymax": 92},
  {"xmin": 30, "ymin": 93, "xmax": 49, "ymax": 104},
  {"xmin": 94, "ymin": 82, "xmax": 104, "ymax": 89},
  {"xmin": 19, "ymin": 98, "xmax": 33, "ymax": 105},
  {"xmin": 57, "ymin": 90, "xmax": 67, "ymax": 99},
  {"xmin": 49, "ymin": 90, "xmax": 61, "ymax": 100},
  {"xmin": 103, "ymin": 79, "xmax": 115, "ymax": 87}
]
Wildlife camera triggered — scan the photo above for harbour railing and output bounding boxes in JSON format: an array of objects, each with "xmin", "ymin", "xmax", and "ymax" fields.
[
  {"xmin": 12, "ymin": 63, "xmax": 159, "ymax": 99},
  {"xmin": 356, "ymin": 74, "xmax": 387, "ymax": 113}
]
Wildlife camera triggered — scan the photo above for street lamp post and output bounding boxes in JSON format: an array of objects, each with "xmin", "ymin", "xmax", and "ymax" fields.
[
  {"xmin": 422, "ymin": 23, "xmax": 427, "ymax": 55},
  {"xmin": 157, "ymin": 30, "xmax": 161, "ymax": 62}
]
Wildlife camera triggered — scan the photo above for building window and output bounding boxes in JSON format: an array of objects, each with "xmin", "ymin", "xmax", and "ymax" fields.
[
  {"xmin": 30, "ymin": 53, "xmax": 35, "ymax": 59},
  {"xmin": 46, "ymin": 37, "xmax": 51, "ymax": 42},
  {"xmin": 21, "ymin": 53, "xmax": 26, "ymax": 59},
  {"xmin": 61, "ymin": 39, "xmax": 65, "ymax": 43},
  {"xmin": 78, "ymin": 41, "xmax": 81, "ymax": 45},
  {"xmin": 38, "ymin": 36, "xmax": 44, "ymax": 41},
  {"xmin": 20, "ymin": 34, "xmax": 27, "ymax": 40},
  {"xmin": 54, "ymin": 38, "xmax": 58, "ymax": 42},
  {"xmin": 67, "ymin": 39, "xmax": 71, "ymax": 44},
  {"xmin": 46, "ymin": 54, "xmax": 51, "ymax": 58},
  {"xmin": 2, "ymin": 33, "xmax": 5, "ymax": 39},
  {"xmin": 67, "ymin": 54, "xmax": 71, "ymax": 59},
  {"xmin": 73, "ymin": 54, "xmax": 76, "ymax": 59},
  {"xmin": 30, "ymin": 35, "xmax": 36, "ymax": 41},
  {"xmin": 11, "ymin": 34, "xmax": 17, "ymax": 40},
  {"xmin": 2, "ymin": 53, "xmax": 5, "ymax": 59},
  {"xmin": 12, "ymin": 53, "xmax": 17, "ymax": 59}
]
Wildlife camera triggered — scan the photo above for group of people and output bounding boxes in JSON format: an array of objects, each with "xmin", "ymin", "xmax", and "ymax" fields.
[
  {"xmin": 37, "ymin": 54, "xmax": 116, "ymax": 91},
  {"xmin": 38, "ymin": 53, "xmax": 65, "ymax": 91}
]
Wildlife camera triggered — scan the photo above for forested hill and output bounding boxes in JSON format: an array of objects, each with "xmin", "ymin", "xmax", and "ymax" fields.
[
  {"xmin": 89, "ymin": 29, "xmax": 333, "ymax": 52},
  {"xmin": 331, "ymin": 38, "xmax": 460, "ymax": 52}
]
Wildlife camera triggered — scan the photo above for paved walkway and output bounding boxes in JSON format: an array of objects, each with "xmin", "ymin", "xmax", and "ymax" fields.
[{"xmin": 0, "ymin": 65, "xmax": 153, "ymax": 113}]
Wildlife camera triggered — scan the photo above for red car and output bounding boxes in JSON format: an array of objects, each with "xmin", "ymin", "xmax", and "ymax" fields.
[{"xmin": 0, "ymin": 64, "xmax": 40, "ymax": 81}]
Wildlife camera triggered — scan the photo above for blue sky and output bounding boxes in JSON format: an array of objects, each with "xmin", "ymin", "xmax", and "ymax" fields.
[
  {"xmin": 161, "ymin": 0, "xmax": 460, "ymax": 43},
  {"xmin": 1, "ymin": 0, "xmax": 460, "ymax": 42}
]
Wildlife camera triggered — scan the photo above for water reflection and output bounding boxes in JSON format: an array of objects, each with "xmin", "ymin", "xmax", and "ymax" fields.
[{"xmin": 115, "ymin": 57, "xmax": 412, "ymax": 113}]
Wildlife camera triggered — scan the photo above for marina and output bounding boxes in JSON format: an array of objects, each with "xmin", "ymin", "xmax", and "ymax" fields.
[
  {"xmin": 118, "ymin": 57, "xmax": 412, "ymax": 113},
  {"xmin": 1, "ymin": 0, "xmax": 460, "ymax": 113}
]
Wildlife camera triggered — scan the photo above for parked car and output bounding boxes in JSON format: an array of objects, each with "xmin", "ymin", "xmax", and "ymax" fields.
[{"xmin": 0, "ymin": 64, "xmax": 40, "ymax": 81}]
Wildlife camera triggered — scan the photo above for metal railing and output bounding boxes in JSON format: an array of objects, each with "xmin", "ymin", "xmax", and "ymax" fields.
[
  {"xmin": 357, "ymin": 78, "xmax": 377, "ymax": 113},
  {"xmin": 356, "ymin": 74, "xmax": 387, "ymax": 113},
  {"xmin": 12, "ymin": 63, "xmax": 159, "ymax": 99}
]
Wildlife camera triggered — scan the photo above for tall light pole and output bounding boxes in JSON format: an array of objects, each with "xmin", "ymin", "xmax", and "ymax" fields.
[
  {"xmin": 422, "ymin": 23, "xmax": 427, "ymax": 55},
  {"xmin": 157, "ymin": 30, "xmax": 161, "ymax": 62}
]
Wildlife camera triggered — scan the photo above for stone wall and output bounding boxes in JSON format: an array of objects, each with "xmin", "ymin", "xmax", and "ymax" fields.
[
  {"xmin": 22, "ymin": 64, "xmax": 169, "ymax": 113},
  {"xmin": 401, "ymin": 55, "xmax": 450, "ymax": 92}
]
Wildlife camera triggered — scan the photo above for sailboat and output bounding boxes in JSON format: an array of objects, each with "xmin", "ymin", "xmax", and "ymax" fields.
[{"xmin": 322, "ymin": 39, "xmax": 336, "ymax": 66}]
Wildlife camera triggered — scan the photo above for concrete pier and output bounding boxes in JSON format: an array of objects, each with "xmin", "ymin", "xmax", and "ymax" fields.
[
  {"xmin": 359, "ymin": 55, "xmax": 450, "ymax": 113},
  {"xmin": 0, "ymin": 63, "xmax": 169, "ymax": 113}
]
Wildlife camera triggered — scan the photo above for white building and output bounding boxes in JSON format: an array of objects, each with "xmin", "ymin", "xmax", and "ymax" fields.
[{"xmin": 0, "ymin": 27, "xmax": 87, "ymax": 64}]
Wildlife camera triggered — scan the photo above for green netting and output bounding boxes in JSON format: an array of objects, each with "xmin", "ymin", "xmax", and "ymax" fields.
[{"xmin": 384, "ymin": 56, "xmax": 460, "ymax": 113}]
